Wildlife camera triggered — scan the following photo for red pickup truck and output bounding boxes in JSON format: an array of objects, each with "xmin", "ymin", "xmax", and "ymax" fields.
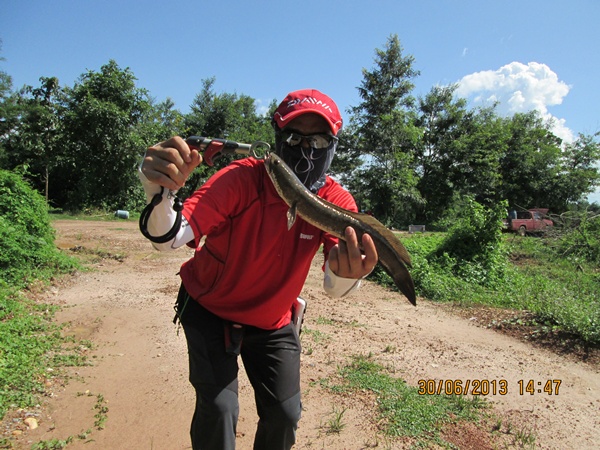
[{"xmin": 503, "ymin": 208, "xmax": 554, "ymax": 236}]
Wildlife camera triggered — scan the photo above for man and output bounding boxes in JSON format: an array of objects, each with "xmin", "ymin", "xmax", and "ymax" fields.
[{"xmin": 139, "ymin": 89, "xmax": 377, "ymax": 449}]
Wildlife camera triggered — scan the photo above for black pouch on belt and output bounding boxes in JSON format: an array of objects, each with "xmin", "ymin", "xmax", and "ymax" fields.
[
  {"xmin": 224, "ymin": 323, "xmax": 244, "ymax": 355},
  {"xmin": 173, "ymin": 283, "xmax": 189, "ymax": 325}
]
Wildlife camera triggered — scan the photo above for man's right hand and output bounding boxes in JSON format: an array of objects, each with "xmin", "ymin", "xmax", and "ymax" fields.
[{"xmin": 140, "ymin": 136, "xmax": 202, "ymax": 191}]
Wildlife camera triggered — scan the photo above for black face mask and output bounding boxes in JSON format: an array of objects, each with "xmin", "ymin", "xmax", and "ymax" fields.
[{"xmin": 274, "ymin": 132, "xmax": 337, "ymax": 193}]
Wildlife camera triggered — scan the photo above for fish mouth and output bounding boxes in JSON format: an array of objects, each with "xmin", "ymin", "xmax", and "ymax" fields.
[{"xmin": 264, "ymin": 153, "xmax": 287, "ymax": 177}]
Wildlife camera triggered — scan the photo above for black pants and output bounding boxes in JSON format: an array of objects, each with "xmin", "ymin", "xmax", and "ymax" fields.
[{"xmin": 177, "ymin": 285, "xmax": 302, "ymax": 450}]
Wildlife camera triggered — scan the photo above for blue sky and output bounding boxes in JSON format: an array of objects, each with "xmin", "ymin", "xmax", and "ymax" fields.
[{"xmin": 2, "ymin": 0, "xmax": 599, "ymax": 201}]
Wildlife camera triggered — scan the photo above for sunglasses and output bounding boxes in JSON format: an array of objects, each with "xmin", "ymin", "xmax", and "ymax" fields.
[{"xmin": 280, "ymin": 131, "xmax": 338, "ymax": 150}]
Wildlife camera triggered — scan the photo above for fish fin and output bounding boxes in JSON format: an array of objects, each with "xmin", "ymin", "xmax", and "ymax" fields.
[
  {"xmin": 287, "ymin": 203, "xmax": 297, "ymax": 230},
  {"xmin": 390, "ymin": 262, "xmax": 417, "ymax": 305}
]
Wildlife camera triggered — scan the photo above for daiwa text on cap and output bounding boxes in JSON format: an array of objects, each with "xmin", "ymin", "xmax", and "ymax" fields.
[{"xmin": 273, "ymin": 89, "xmax": 343, "ymax": 135}]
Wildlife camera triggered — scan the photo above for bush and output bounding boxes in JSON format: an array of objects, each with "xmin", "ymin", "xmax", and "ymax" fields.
[
  {"xmin": 0, "ymin": 170, "xmax": 77, "ymax": 287},
  {"xmin": 556, "ymin": 211, "xmax": 600, "ymax": 264},
  {"xmin": 0, "ymin": 170, "xmax": 55, "ymax": 242},
  {"xmin": 369, "ymin": 204, "xmax": 600, "ymax": 344},
  {"xmin": 431, "ymin": 197, "xmax": 509, "ymax": 287}
]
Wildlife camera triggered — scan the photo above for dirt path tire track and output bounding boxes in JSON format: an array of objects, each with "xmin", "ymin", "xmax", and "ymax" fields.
[{"xmin": 5, "ymin": 220, "xmax": 599, "ymax": 449}]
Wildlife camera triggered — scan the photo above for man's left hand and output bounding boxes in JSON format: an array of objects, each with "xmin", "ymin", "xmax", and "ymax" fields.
[{"xmin": 328, "ymin": 227, "xmax": 378, "ymax": 279}]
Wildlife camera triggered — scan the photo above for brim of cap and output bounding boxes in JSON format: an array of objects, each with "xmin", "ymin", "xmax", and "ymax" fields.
[{"xmin": 274, "ymin": 109, "xmax": 340, "ymax": 135}]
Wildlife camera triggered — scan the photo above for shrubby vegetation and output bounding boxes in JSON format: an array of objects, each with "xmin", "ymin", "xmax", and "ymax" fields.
[
  {"xmin": 0, "ymin": 170, "xmax": 77, "ymax": 286},
  {"xmin": 0, "ymin": 171, "xmax": 79, "ymax": 421},
  {"xmin": 365, "ymin": 194, "xmax": 599, "ymax": 345},
  {"xmin": 554, "ymin": 208, "xmax": 600, "ymax": 264},
  {"xmin": 431, "ymin": 196, "xmax": 509, "ymax": 286}
]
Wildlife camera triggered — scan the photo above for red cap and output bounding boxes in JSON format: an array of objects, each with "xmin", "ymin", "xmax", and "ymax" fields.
[{"xmin": 273, "ymin": 89, "xmax": 342, "ymax": 135}]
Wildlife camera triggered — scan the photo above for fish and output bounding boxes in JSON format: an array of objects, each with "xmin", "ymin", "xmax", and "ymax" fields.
[{"xmin": 264, "ymin": 152, "xmax": 416, "ymax": 305}]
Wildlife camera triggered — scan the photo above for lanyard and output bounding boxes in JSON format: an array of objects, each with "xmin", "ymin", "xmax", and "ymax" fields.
[{"xmin": 138, "ymin": 187, "xmax": 184, "ymax": 243}]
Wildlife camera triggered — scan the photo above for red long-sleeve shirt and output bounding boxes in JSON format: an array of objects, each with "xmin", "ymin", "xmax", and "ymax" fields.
[{"xmin": 180, "ymin": 157, "xmax": 357, "ymax": 330}]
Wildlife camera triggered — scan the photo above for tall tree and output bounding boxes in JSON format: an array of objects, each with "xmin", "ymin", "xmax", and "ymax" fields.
[
  {"xmin": 449, "ymin": 106, "xmax": 507, "ymax": 206},
  {"xmin": 185, "ymin": 77, "xmax": 273, "ymax": 143},
  {"xmin": 414, "ymin": 84, "xmax": 472, "ymax": 222},
  {"xmin": 345, "ymin": 34, "xmax": 422, "ymax": 225},
  {"xmin": 1, "ymin": 76, "xmax": 65, "ymax": 205},
  {"xmin": 148, "ymin": 97, "xmax": 186, "ymax": 142},
  {"xmin": 499, "ymin": 111, "xmax": 562, "ymax": 210},
  {"xmin": 179, "ymin": 78, "xmax": 274, "ymax": 198},
  {"xmin": 60, "ymin": 60, "xmax": 154, "ymax": 211},
  {"xmin": 551, "ymin": 133, "xmax": 600, "ymax": 207},
  {"xmin": 0, "ymin": 68, "xmax": 20, "ymax": 169}
]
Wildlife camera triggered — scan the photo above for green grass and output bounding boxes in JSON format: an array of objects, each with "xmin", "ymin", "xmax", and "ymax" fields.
[
  {"xmin": 0, "ymin": 289, "xmax": 92, "ymax": 420},
  {"xmin": 30, "ymin": 437, "xmax": 75, "ymax": 450},
  {"xmin": 503, "ymin": 238, "xmax": 600, "ymax": 344},
  {"xmin": 302, "ymin": 327, "xmax": 331, "ymax": 344},
  {"xmin": 324, "ymin": 354, "xmax": 488, "ymax": 447},
  {"xmin": 49, "ymin": 208, "xmax": 139, "ymax": 222},
  {"xmin": 373, "ymin": 232, "xmax": 600, "ymax": 345},
  {"xmin": 323, "ymin": 406, "xmax": 347, "ymax": 434}
]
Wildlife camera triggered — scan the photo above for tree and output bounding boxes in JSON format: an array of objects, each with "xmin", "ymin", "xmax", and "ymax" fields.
[
  {"xmin": 185, "ymin": 77, "xmax": 273, "ymax": 144},
  {"xmin": 551, "ymin": 133, "xmax": 600, "ymax": 207},
  {"xmin": 60, "ymin": 60, "xmax": 155, "ymax": 211},
  {"xmin": 414, "ymin": 84, "xmax": 472, "ymax": 222},
  {"xmin": 448, "ymin": 106, "xmax": 507, "ymax": 206},
  {"xmin": 179, "ymin": 78, "xmax": 274, "ymax": 199},
  {"xmin": 0, "ymin": 64, "xmax": 21, "ymax": 170},
  {"xmin": 499, "ymin": 111, "xmax": 563, "ymax": 210},
  {"xmin": 148, "ymin": 97, "xmax": 186, "ymax": 142},
  {"xmin": 344, "ymin": 34, "xmax": 422, "ymax": 225},
  {"xmin": 4, "ymin": 77, "xmax": 64, "ymax": 203}
]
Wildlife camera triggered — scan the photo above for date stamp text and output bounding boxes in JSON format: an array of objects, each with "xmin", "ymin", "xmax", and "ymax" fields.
[{"xmin": 417, "ymin": 379, "xmax": 562, "ymax": 396}]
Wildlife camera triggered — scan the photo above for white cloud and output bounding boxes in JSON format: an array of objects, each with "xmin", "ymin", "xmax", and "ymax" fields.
[
  {"xmin": 456, "ymin": 62, "xmax": 574, "ymax": 143},
  {"xmin": 255, "ymin": 98, "xmax": 271, "ymax": 117}
]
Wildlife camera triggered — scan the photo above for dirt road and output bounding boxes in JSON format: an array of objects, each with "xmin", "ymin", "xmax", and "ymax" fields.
[{"xmin": 5, "ymin": 220, "xmax": 599, "ymax": 449}]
